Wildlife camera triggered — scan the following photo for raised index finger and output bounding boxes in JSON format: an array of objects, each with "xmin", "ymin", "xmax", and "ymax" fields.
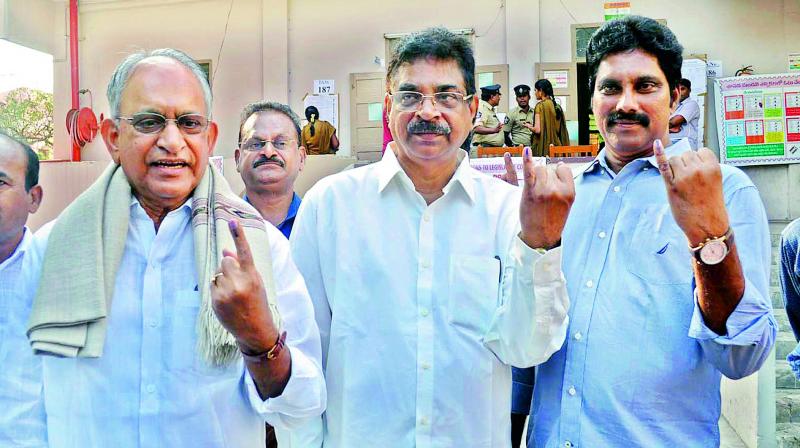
[
  {"xmin": 653, "ymin": 139, "xmax": 674, "ymax": 184},
  {"xmin": 228, "ymin": 219, "xmax": 255, "ymax": 267},
  {"xmin": 503, "ymin": 152, "xmax": 518, "ymax": 186},
  {"xmin": 521, "ymin": 146, "xmax": 537, "ymax": 188}
]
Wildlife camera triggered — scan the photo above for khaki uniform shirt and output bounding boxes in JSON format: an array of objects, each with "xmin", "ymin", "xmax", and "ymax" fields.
[
  {"xmin": 472, "ymin": 100, "xmax": 505, "ymax": 147},
  {"xmin": 503, "ymin": 106, "xmax": 534, "ymax": 146}
]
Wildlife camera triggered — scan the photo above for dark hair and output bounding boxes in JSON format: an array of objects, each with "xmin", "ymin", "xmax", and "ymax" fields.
[
  {"xmin": 238, "ymin": 101, "xmax": 302, "ymax": 143},
  {"xmin": 305, "ymin": 106, "xmax": 320, "ymax": 137},
  {"xmin": 678, "ymin": 78, "xmax": 691, "ymax": 90},
  {"xmin": 586, "ymin": 15, "xmax": 683, "ymax": 97},
  {"xmin": 0, "ymin": 130, "xmax": 39, "ymax": 191},
  {"xmin": 480, "ymin": 91, "xmax": 498, "ymax": 102},
  {"xmin": 386, "ymin": 27, "xmax": 476, "ymax": 96},
  {"xmin": 534, "ymin": 79, "xmax": 563, "ymax": 121}
]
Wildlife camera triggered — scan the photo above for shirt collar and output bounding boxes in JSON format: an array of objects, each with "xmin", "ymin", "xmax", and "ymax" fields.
[
  {"xmin": 377, "ymin": 143, "xmax": 475, "ymax": 203},
  {"xmin": 282, "ymin": 193, "xmax": 302, "ymax": 223},
  {"xmin": 583, "ymin": 138, "xmax": 693, "ymax": 175},
  {"xmin": 130, "ymin": 196, "xmax": 192, "ymax": 219},
  {"xmin": 0, "ymin": 226, "xmax": 31, "ymax": 270}
]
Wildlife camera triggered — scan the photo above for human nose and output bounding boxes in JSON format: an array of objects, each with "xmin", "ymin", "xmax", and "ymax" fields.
[
  {"xmin": 156, "ymin": 120, "xmax": 186, "ymax": 154},
  {"xmin": 615, "ymin": 86, "xmax": 639, "ymax": 113},
  {"xmin": 416, "ymin": 95, "xmax": 442, "ymax": 120}
]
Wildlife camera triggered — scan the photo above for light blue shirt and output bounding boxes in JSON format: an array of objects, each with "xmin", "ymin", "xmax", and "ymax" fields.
[
  {"xmin": 290, "ymin": 146, "xmax": 570, "ymax": 448},
  {"xmin": 0, "ymin": 228, "xmax": 47, "ymax": 447},
  {"xmin": 670, "ymin": 97, "xmax": 701, "ymax": 149},
  {"xmin": 530, "ymin": 139, "xmax": 776, "ymax": 448},
  {"xmin": 28, "ymin": 199, "xmax": 325, "ymax": 448}
]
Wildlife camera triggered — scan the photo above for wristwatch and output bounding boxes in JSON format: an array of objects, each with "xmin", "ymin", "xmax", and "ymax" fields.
[{"xmin": 689, "ymin": 228, "xmax": 734, "ymax": 265}]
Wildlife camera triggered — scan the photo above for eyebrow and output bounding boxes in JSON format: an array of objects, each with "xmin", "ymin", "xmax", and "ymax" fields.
[{"xmin": 396, "ymin": 83, "xmax": 462, "ymax": 92}]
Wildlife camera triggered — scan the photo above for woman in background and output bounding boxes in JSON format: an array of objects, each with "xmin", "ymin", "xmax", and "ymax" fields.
[
  {"xmin": 301, "ymin": 105, "xmax": 340, "ymax": 154},
  {"xmin": 531, "ymin": 79, "xmax": 569, "ymax": 157}
]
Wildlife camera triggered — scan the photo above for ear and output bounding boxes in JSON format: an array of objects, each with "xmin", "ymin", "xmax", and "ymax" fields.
[
  {"xmin": 384, "ymin": 93, "xmax": 392, "ymax": 125},
  {"xmin": 100, "ymin": 118, "xmax": 122, "ymax": 164},
  {"xmin": 205, "ymin": 121, "xmax": 219, "ymax": 156},
  {"xmin": 298, "ymin": 145, "xmax": 307, "ymax": 172},
  {"xmin": 27, "ymin": 184, "xmax": 43, "ymax": 214},
  {"xmin": 670, "ymin": 86, "xmax": 680, "ymax": 111},
  {"xmin": 234, "ymin": 148, "xmax": 242, "ymax": 173}
]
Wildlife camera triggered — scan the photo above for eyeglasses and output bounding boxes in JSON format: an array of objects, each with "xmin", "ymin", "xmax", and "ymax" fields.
[
  {"xmin": 239, "ymin": 138, "xmax": 297, "ymax": 152},
  {"xmin": 116, "ymin": 112, "xmax": 209, "ymax": 134},
  {"xmin": 388, "ymin": 91, "xmax": 473, "ymax": 112}
]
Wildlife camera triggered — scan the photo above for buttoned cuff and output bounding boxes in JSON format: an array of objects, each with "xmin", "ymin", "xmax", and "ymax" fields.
[
  {"xmin": 243, "ymin": 345, "xmax": 326, "ymax": 428},
  {"xmin": 688, "ymin": 282, "xmax": 775, "ymax": 345},
  {"xmin": 511, "ymin": 236, "xmax": 563, "ymax": 284}
]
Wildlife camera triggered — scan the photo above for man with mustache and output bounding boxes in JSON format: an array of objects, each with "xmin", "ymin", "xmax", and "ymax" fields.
[
  {"xmin": 236, "ymin": 102, "xmax": 306, "ymax": 240},
  {"xmin": 290, "ymin": 27, "xmax": 574, "ymax": 447},
  {"xmin": 24, "ymin": 49, "xmax": 325, "ymax": 447},
  {"xmin": 525, "ymin": 16, "xmax": 775, "ymax": 447}
]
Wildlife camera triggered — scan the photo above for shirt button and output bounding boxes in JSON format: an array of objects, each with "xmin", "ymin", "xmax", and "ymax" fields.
[
  {"xmin": 585, "ymin": 280, "xmax": 593, "ymax": 288},
  {"xmin": 613, "ymin": 186, "xmax": 621, "ymax": 193},
  {"xmin": 574, "ymin": 332, "xmax": 582, "ymax": 341},
  {"xmin": 423, "ymin": 214, "xmax": 431, "ymax": 222},
  {"xmin": 597, "ymin": 231, "xmax": 606, "ymax": 239},
  {"xmin": 148, "ymin": 320, "xmax": 158, "ymax": 328},
  {"xmin": 421, "ymin": 260, "xmax": 431, "ymax": 269},
  {"xmin": 421, "ymin": 362, "xmax": 431, "ymax": 370},
  {"xmin": 420, "ymin": 417, "xmax": 429, "ymax": 426},
  {"xmin": 420, "ymin": 308, "xmax": 429, "ymax": 317},
  {"xmin": 568, "ymin": 386, "xmax": 576, "ymax": 396},
  {"xmin": 564, "ymin": 442, "xmax": 573, "ymax": 448},
  {"xmin": 643, "ymin": 167, "xmax": 650, "ymax": 171},
  {"xmin": 146, "ymin": 384, "xmax": 156, "ymax": 394}
]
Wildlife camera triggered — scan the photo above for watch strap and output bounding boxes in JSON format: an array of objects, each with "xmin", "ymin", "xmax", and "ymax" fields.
[{"xmin": 240, "ymin": 331, "xmax": 287, "ymax": 363}]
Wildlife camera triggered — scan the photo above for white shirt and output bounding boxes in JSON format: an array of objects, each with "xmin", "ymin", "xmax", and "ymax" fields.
[
  {"xmin": 27, "ymin": 199, "xmax": 326, "ymax": 448},
  {"xmin": 290, "ymin": 147, "xmax": 569, "ymax": 448},
  {"xmin": 670, "ymin": 97, "xmax": 701, "ymax": 149},
  {"xmin": 0, "ymin": 228, "xmax": 47, "ymax": 447}
]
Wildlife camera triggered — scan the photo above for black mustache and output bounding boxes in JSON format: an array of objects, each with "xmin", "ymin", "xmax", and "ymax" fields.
[
  {"xmin": 607, "ymin": 111, "xmax": 650, "ymax": 128},
  {"xmin": 407, "ymin": 120, "xmax": 451, "ymax": 135},
  {"xmin": 253, "ymin": 155, "xmax": 284, "ymax": 168}
]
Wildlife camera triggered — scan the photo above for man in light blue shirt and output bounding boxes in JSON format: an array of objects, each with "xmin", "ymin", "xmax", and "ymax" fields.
[
  {"xmin": 669, "ymin": 78, "xmax": 701, "ymax": 149},
  {"xmin": 0, "ymin": 131, "xmax": 46, "ymax": 446},
  {"xmin": 529, "ymin": 16, "xmax": 776, "ymax": 448}
]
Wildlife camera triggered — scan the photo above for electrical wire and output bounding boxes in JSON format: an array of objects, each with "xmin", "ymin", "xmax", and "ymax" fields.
[
  {"xmin": 476, "ymin": 0, "xmax": 505, "ymax": 38},
  {"xmin": 558, "ymin": 0, "xmax": 578, "ymax": 23},
  {"xmin": 212, "ymin": 0, "xmax": 235, "ymax": 86}
]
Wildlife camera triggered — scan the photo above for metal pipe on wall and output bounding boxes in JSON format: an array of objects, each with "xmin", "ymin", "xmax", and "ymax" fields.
[{"xmin": 69, "ymin": 0, "xmax": 80, "ymax": 161}]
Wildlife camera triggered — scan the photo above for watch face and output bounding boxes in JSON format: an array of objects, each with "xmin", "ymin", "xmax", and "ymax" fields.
[{"xmin": 699, "ymin": 240, "xmax": 728, "ymax": 265}]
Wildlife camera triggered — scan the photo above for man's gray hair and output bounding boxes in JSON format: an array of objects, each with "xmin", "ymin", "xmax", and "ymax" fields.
[
  {"xmin": 238, "ymin": 101, "xmax": 302, "ymax": 143},
  {"xmin": 106, "ymin": 48, "xmax": 212, "ymax": 118}
]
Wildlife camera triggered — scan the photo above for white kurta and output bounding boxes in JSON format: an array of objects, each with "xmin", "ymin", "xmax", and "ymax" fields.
[
  {"xmin": 26, "ymin": 199, "xmax": 326, "ymax": 448},
  {"xmin": 290, "ymin": 147, "xmax": 569, "ymax": 448}
]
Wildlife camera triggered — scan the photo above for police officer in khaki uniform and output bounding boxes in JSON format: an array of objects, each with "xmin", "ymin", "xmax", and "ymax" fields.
[
  {"xmin": 471, "ymin": 84, "xmax": 504, "ymax": 156},
  {"xmin": 504, "ymin": 84, "xmax": 535, "ymax": 147}
]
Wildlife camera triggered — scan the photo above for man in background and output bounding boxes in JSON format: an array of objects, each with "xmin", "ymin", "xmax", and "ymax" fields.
[
  {"xmin": 504, "ymin": 84, "xmax": 535, "ymax": 147},
  {"xmin": 472, "ymin": 83, "xmax": 505, "ymax": 155},
  {"xmin": 669, "ymin": 78, "xmax": 701, "ymax": 149},
  {"xmin": 236, "ymin": 102, "xmax": 306, "ymax": 240},
  {"xmin": 0, "ymin": 131, "xmax": 45, "ymax": 446}
]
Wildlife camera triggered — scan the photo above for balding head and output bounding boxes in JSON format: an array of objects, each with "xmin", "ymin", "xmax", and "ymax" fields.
[{"xmin": 0, "ymin": 131, "xmax": 39, "ymax": 191}]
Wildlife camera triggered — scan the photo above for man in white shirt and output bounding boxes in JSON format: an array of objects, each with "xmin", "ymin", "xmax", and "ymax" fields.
[
  {"xmin": 0, "ymin": 131, "xmax": 45, "ymax": 446},
  {"xmin": 291, "ymin": 27, "xmax": 573, "ymax": 448},
  {"xmin": 669, "ymin": 78, "xmax": 701, "ymax": 149},
  {"xmin": 25, "ymin": 49, "xmax": 325, "ymax": 448}
]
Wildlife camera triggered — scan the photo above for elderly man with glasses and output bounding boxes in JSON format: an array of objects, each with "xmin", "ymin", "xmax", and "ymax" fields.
[
  {"xmin": 23, "ymin": 49, "xmax": 325, "ymax": 448},
  {"xmin": 290, "ymin": 27, "xmax": 574, "ymax": 448}
]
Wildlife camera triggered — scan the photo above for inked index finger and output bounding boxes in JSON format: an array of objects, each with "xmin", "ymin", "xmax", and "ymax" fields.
[
  {"xmin": 228, "ymin": 219, "xmax": 255, "ymax": 267},
  {"xmin": 503, "ymin": 152, "xmax": 518, "ymax": 186},
  {"xmin": 653, "ymin": 139, "xmax": 674, "ymax": 183},
  {"xmin": 521, "ymin": 146, "xmax": 537, "ymax": 188}
]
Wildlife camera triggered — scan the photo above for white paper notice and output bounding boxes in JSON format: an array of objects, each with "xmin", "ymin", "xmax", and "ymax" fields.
[
  {"xmin": 682, "ymin": 59, "xmax": 707, "ymax": 95},
  {"xmin": 313, "ymin": 79, "xmax": 335, "ymax": 94},
  {"xmin": 707, "ymin": 60, "xmax": 723, "ymax": 78},
  {"xmin": 469, "ymin": 156, "xmax": 545, "ymax": 181},
  {"xmin": 303, "ymin": 94, "xmax": 339, "ymax": 129},
  {"xmin": 543, "ymin": 70, "xmax": 569, "ymax": 89}
]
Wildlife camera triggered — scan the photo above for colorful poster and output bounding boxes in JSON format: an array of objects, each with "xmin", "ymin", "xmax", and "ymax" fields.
[
  {"xmin": 543, "ymin": 70, "xmax": 569, "ymax": 89},
  {"xmin": 790, "ymin": 53, "xmax": 800, "ymax": 71},
  {"xmin": 715, "ymin": 73, "xmax": 800, "ymax": 165}
]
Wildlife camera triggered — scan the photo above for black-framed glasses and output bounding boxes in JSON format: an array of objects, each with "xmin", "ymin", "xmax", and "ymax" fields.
[
  {"xmin": 388, "ymin": 91, "xmax": 473, "ymax": 112},
  {"xmin": 239, "ymin": 138, "xmax": 297, "ymax": 152},
  {"xmin": 116, "ymin": 112, "xmax": 209, "ymax": 134}
]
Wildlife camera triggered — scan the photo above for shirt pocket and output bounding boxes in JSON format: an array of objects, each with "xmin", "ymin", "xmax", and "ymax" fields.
[
  {"xmin": 169, "ymin": 290, "xmax": 202, "ymax": 372},
  {"xmin": 447, "ymin": 255, "xmax": 501, "ymax": 336},
  {"xmin": 625, "ymin": 204, "xmax": 694, "ymax": 285}
]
